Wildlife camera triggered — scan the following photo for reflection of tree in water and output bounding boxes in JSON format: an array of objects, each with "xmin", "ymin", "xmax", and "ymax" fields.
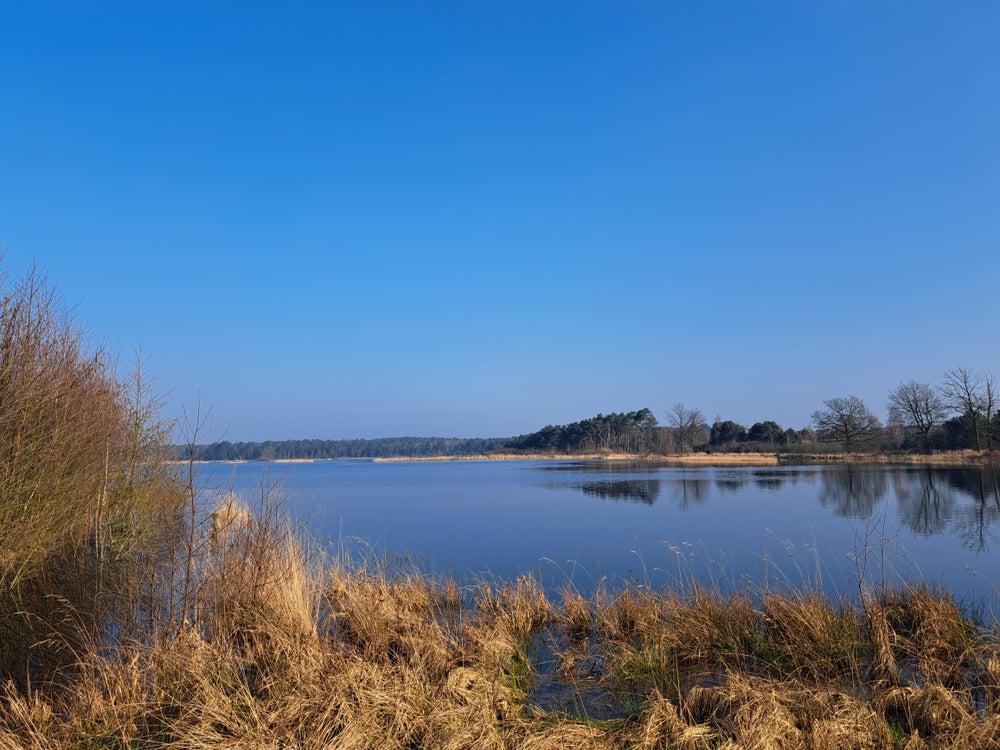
[
  {"xmin": 890, "ymin": 468, "xmax": 955, "ymax": 536},
  {"xmin": 579, "ymin": 480, "xmax": 662, "ymax": 506},
  {"xmin": 664, "ymin": 478, "xmax": 712, "ymax": 509},
  {"xmin": 944, "ymin": 467, "xmax": 1000, "ymax": 500},
  {"xmin": 715, "ymin": 473, "xmax": 750, "ymax": 493},
  {"xmin": 750, "ymin": 469, "xmax": 799, "ymax": 491},
  {"xmin": 886, "ymin": 466, "xmax": 1000, "ymax": 552},
  {"xmin": 818, "ymin": 466, "xmax": 889, "ymax": 519},
  {"xmin": 947, "ymin": 467, "xmax": 1000, "ymax": 552},
  {"xmin": 537, "ymin": 461, "xmax": 664, "ymax": 475}
]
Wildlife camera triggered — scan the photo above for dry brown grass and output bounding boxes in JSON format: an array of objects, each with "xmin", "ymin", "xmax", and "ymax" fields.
[
  {"xmin": 0, "ymin": 548, "xmax": 998, "ymax": 749},
  {"xmin": 760, "ymin": 590, "xmax": 867, "ymax": 683},
  {"xmin": 781, "ymin": 449, "xmax": 996, "ymax": 466}
]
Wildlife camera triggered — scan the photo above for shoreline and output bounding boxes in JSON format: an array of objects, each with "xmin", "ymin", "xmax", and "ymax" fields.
[
  {"xmin": 182, "ymin": 449, "xmax": 996, "ymax": 467},
  {"xmin": 371, "ymin": 451, "xmax": 782, "ymax": 464},
  {"xmin": 375, "ymin": 449, "xmax": 996, "ymax": 466}
]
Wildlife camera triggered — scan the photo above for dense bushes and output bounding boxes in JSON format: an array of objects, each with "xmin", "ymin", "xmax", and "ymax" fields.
[{"xmin": 0, "ymin": 264, "xmax": 184, "ymax": 687}]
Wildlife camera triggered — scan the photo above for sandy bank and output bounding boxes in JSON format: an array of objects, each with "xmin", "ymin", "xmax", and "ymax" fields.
[
  {"xmin": 372, "ymin": 452, "xmax": 781, "ymax": 465},
  {"xmin": 179, "ymin": 450, "xmax": 994, "ymax": 467},
  {"xmin": 373, "ymin": 450, "xmax": 996, "ymax": 467}
]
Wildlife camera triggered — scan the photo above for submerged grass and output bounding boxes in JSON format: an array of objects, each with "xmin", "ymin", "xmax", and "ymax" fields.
[{"xmin": 2, "ymin": 494, "xmax": 999, "ymax": 750}]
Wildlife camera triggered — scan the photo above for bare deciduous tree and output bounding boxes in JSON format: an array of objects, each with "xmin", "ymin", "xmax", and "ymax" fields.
[
  {"xmin": 940, "ymin": 367, "xmax": 997, "ymax": 452},
  {"xmin": 811, "ymin": 396, "xmax": 882, "ymax": 452},
  {"xmin": 667, "ymin": 403, "xmax": 707, "ymax": 454},
  {"xmin": 887, "ymin": 380, "xmax": 946, "ymax": 452}
]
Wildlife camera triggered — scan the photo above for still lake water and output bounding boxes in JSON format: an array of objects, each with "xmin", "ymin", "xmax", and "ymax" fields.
[{"xmin": 203, "ymin": 460, "xmax": 1000, "ymax": 602}]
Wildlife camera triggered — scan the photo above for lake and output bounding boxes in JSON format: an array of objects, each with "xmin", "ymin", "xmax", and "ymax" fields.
[{"xmin": 200, "ymin": 459, "xmax": 1000, "ymax": 603}]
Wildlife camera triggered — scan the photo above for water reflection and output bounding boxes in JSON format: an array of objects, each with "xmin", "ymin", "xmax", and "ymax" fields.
[
  {"xmin": 714, "ymin": 473, "xmax": 750, "ymax": 492},
  {"xmin": 950, "ymin": 467, "xmax": 1000, "ymax": 553},
  {"xmin": 817, "ymin": 466, "xmax": 890, "ymax": 519},
  {"xmin": 665, "ymin": 477, "xmax": 712, "ymax": 509},
  {"xmin": 545, "ymin": 463, "xmax": 1000, "ymax": 552},
  {"xmin": 579, "ymin": 480, "xmax": 661, "ymax": 505},
  {"xmin": 554, "ymin": 477, "xmax": 711, "ymax": 507},
  {"xmin": 217, "ymin": 460, "xmax": 1000, "ymax": 602},
  {"xmin": 752, "ymin": 469, "xmax": 799, "ymax": 491},
  {"xmin": 882, "ymin": 466, "xmax": 1000, "ymax": 552},
  {"xmin": 892, "ymin": 469, "xmax": 954, "ymax": 536},
  {"xmin": 795, "ymin": 466, "xmax": 1000, "ymax": 548},
  {"xmin": 538, "ymin": 461, "xmax": 667, "ymax": 474}
]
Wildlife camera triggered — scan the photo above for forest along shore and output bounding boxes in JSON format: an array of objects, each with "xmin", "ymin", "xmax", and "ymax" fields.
[
  {"xmin": 372, "ymin": 450, "xmax": 995, "ymax": 466},
  {"xmin": 178, "ymin": 450, "xmax": 997, "ymax": 467}
]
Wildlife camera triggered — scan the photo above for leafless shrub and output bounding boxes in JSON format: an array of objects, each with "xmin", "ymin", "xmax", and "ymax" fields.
[{"xmin": 0, "ymin": 263, "xmax": 183, "ymax": 688}]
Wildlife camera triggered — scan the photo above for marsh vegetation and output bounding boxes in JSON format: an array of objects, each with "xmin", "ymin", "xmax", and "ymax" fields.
[{"xmin": 3, "ymin": 535, "xmax": 1000, "ymax": 749}]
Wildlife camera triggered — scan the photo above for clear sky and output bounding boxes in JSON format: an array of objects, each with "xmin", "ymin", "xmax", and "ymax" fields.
[{"xmin": 2, "ymin": 2, "xmax": 997, "ymax": 441}]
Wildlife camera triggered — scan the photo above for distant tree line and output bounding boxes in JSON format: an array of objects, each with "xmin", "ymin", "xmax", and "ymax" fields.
[
  {"xmin": 707, "ymin": 418, "xmax": 811, "ymax": 451},
  {"xmin": 883, "ymin": 367, "xmax": 998, "ymax": 453},
  {"xmin": 183, "ymin": 436, "xmax": 510, "ymax": 461},
  {"xmin": 792, "ymin": 368, "xmax": 998, "ymax": 454},
  {"xmin": 505, "ymin": 409, "xmax": 660, "ymax": 454},
  {"xmin": 502, "ymin": 405, "xmax": 812, "ymax": 457},
  {"xmin": 186, "ymin": 366, "xmax": 998, "ymax": 460},
  {"xmin": 507, "ymin": 367, "xmax": 998, "ymax": 457},
  {"xmin": 717, "ymin": 366, "xmax": 998, "ymax": 455}
]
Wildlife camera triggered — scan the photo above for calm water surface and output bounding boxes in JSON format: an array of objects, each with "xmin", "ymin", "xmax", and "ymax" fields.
[{"xmin": 203, "ymin": 460, "xmax": 1000, "ymax": 601}]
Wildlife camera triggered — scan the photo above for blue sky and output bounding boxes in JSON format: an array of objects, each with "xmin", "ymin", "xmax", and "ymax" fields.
[{"xmin": 2, "ymin": 2, "xmax": 997, "ymax": 441}]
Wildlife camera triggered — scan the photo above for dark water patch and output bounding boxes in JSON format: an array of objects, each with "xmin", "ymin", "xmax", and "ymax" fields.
[
  {"xmin": 528, "ymin": 627, "xmax": 634, "ymax": 721},
  {"xmin": 579, "ymin": 480, "xmax": 661, "ymax": 505}
]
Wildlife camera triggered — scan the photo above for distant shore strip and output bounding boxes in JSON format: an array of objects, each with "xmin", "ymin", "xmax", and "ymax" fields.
[{"xmin": 181, "ymin": 449, "xmax": 997, "ymax": 467}]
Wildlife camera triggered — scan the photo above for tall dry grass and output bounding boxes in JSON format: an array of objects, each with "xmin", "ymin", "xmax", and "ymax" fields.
[{"xmin": 1, "ymin": 511, "xmax": 999, "ymax": 749}]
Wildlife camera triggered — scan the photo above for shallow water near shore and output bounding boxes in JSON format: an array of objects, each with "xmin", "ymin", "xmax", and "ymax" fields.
[{"xmin": 203, "ymin": 459, "xmax": 1000, "ymax": 605}]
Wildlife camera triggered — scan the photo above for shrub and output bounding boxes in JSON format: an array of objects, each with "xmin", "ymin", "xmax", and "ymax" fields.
[{"xmin": 0, "ymin": 263, "xmax": 182, "ymax": 687}]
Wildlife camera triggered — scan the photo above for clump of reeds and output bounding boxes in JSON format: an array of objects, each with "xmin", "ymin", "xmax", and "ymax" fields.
[
  {"xmin": 586, "ymin": 583, "xmax": 760, "ymax": 703},
  {"xmin": 558, "ymin": 586, "xmax": 593, "ymax": 642},
  {"xmin": 204, "ymin": 492, "xmax": 317, "ymax": 643},
  {"xmin": 759, "ymin": 589, "xmax": 867, "ymax": 683},
  {"xmin": 467, "ymin": 575, "xmax": 553, "ymax": 712},
  {"xmin": 881, "ymin": 587, "xmax": 977, "ymax": 686}
]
